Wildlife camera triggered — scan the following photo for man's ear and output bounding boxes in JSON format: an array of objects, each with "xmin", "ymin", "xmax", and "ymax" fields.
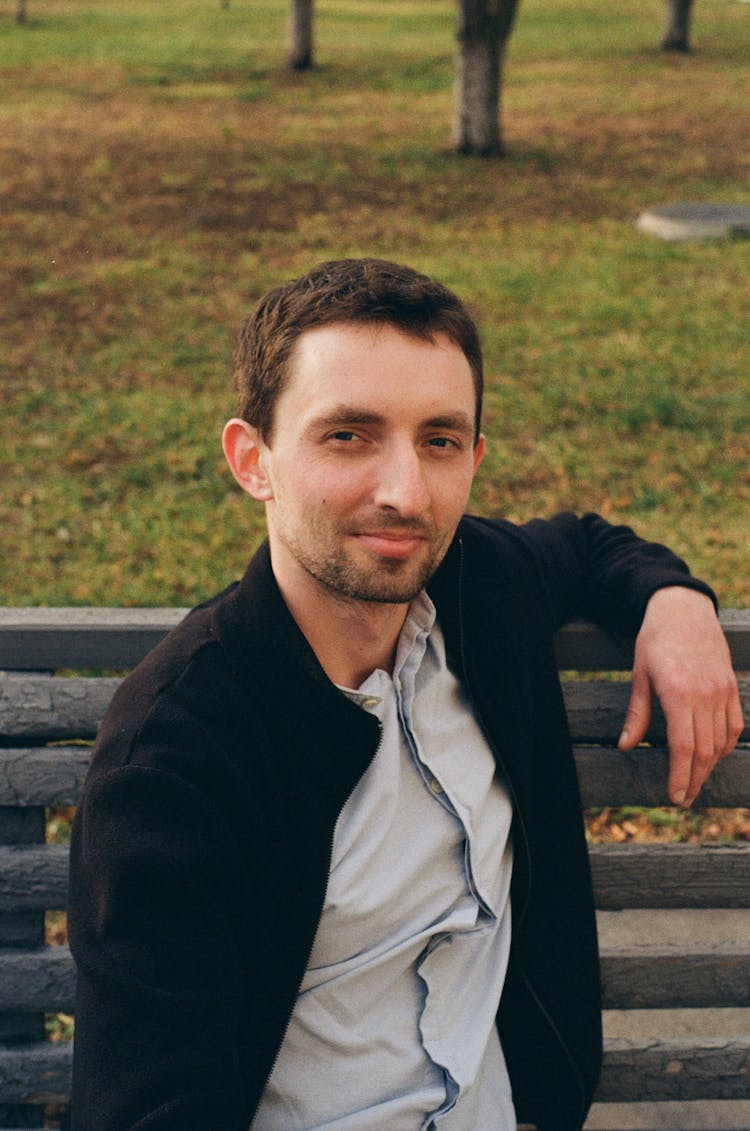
[
  {"xmin": 472, "ymin": 433, "xmax": 486, "ymax": 474},
  {"xmin": 222, "ymin": 418, "xmax": 274, "ymax": 501}
]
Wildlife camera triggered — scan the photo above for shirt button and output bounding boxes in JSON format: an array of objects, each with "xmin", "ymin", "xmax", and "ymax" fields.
[
  {"xmin": 360, "ymin": 696, "xmax": 380, "ymax": 709},
  {"xmin": 429, "ymin": 779, "xmax": 443, "ymax": 795}
]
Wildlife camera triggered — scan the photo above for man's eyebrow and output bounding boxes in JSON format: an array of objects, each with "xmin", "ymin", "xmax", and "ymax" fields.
[
  {"xmin": 421, "ymin": 413, "xmax": 475, "ymax": 437},
  {"xmin": 304, "ymin": 407, "xmax": 386, "ymax": 433},
  {"xmin": 306, "ymin": 407, "xmax": 475, "ymax": 436}
]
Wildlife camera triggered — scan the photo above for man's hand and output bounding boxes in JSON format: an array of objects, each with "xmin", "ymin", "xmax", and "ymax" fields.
[{"xmin": 618, "ymin": 587, "xmax": 744, "ymax": 807}]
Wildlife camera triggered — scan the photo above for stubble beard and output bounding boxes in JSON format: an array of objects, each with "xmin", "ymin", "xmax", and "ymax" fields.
[
  {"xmin": 305, "ymin": 549, "xmax": 441, "ymax": 605},
  {"xmin": 283, "ymin": 521, "xmax": 452, "ymax": 605}
]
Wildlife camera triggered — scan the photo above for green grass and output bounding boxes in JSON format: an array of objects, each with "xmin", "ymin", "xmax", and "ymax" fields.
[{"xmin": 2, "ymin": 0, "xmax": 749, "ymax": 606}]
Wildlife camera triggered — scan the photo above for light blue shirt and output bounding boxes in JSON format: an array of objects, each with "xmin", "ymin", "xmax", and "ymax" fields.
[{"xmin": 251, "ymin": 593, "xmax": 516, "ymax": 1130}]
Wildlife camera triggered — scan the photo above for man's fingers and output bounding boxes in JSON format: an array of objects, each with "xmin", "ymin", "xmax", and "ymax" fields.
[
  {"xmin": 665, "ymin": 709, "xmax": 694, "ymax": 807},
  {"xmin": 667, "ymin": 678, "xmax": 743, "ymax": 805},
  {"xmin": 685, "ymin": 705, "xmax": 719, "ymax": 807},
  {"xmin": 618, "ymin": 670, "xmax": 651, "ymax": 751},
  {"xmin": 723, "ymin": 677, "xmax": 745, "ymax": 759}
]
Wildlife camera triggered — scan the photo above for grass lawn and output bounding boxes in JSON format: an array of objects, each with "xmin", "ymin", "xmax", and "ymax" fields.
[{"xmin": 2, "ymin": 0, "xmax": 748, "ymax": 607}]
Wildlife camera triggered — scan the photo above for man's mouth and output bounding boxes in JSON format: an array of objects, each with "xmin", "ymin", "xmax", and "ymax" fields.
[{"xmin": 352, "ymin": 530, "xmax": 428, "ymax": 559}]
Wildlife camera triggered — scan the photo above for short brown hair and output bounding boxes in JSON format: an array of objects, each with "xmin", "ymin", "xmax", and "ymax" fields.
[{"xmin": 232, "ymin": 258, "xmax": 484, "ymax": 443}]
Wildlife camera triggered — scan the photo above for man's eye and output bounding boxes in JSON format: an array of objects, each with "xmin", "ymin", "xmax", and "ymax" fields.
[
  {"xmin": 330, "ymin": 430, "xmax": 357, "ymax": 442},
  {"xmin": 427, "ymin": 436, "xmax": 456, "ymax": 449}
]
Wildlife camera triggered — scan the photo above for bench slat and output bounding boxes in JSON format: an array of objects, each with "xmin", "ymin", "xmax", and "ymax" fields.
[
  {"xmin": 565, "ymin": 678, "xmax": 750, "ymax": 744},
  {"xmin": 0, "ymin": 747, "xmax": 91, "ymax": 806},
  {"xmin": 0, "ymin": 1042, "xmax": 72, "ymax": 1104},
  {"xmin": 590, "ymin": 843, "xmax": 750, "ymax": 910},
  {"xmin": 0, "ymin": 676, "xmax": 119, "ymax": 742},
  {"xmin": 575, "ymin": 746, "xmax": 750, "ymax": 810},
  {"xmin": 2, "ymin": 742, "xmax": 731, "ymax": 811},
  {"xmin": 585, "ymin": 1100, "xmax": 750, "ymax": 1131},
  {"xmin": 0, "ymin": 948, "xmax": 75, "ymax": 1013},
  {"xmin": 599, "ymin": 945, "xmax": 750, "ymax": 1008},
  {"xmin": 3, "ymin": 842, "xmax": 750, "ymax": 915},
  {"xmin": 2, "ymin": 608, "xmax": 749, "ymax": 672},
  {"xmin": 2, "ymin": 674, "xmax": 747, "ymax": 745},
  {"xmin": 4, "ymin": 743, "xmax": 749, "ymax": 810},
  {"xmin": 595, "ymin": 1037, "xmax": 750, "ymax": 1102},
  {"xmin": 0, "ymin": 608, "xmax": 187, "ymax": 671},
  {"xmin": 2, "ymin": 1034, "xmax": 748, "ymax": 1107},
  {"xmin": 556, "ymin": 609, "xmax": 750, "ymax": 672},
  {"xmin": 0, "ymin": 845, "xmax": 70, "ymax": 910},
  {"xmin": 2, "ymin": 669, "xmax": 748, "ymax": 750},
  {"xmin": 2, "ymin": 941, "xmax": 747, "ymax": 1014}
]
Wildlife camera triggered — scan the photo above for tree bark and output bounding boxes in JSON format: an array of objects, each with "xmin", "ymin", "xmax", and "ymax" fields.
[
  {"xmin": 453, "ymin": 0, "xmax": 521, "ymax": 156},
  {"xmin": 15, "ymin": 0, "xmax": 26, "ymax": 24},
  {"xmin": 288, "ymin": 0, "xmax": 314, "ymax": 70},
  {"xmin": 661, "ymin": 0, "xmax": 694, "ymax": 52}
]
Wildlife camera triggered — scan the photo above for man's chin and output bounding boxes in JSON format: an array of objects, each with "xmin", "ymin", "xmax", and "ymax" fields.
[{"xmin": 320, "ymin": 555, "xmax": 441, "ymax": 606}]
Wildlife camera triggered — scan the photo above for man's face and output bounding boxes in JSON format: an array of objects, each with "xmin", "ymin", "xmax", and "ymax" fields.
[{"xmin": 252, "ymin": 322, "xmax": 484, "ymax": 607}]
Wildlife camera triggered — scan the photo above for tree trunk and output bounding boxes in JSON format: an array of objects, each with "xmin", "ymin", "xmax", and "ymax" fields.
[
  {"xmin": 661, "ymin": 0, "xmax": 694, "ymax": 52},
  {"xmin": 453, "ymin": 0, "xmax": 521, "ymax": 156},
  {"xmin": 15, "ymin": 0, "xmax": 26, "ymax": 24},
  {"xmin": 288, "ymin": 0, "xmax": 313, "ymax": 70}
]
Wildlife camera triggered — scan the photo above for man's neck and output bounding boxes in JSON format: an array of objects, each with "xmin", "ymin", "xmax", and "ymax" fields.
[{"xmin": 272, "ymin": 564, "xmax": 411, "ymax": 688}]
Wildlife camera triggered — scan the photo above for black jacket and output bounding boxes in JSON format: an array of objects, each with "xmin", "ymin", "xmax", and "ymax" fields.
[{"xmin": 68, "ymin": 513, "xmax": 714, "ymax": 1131}]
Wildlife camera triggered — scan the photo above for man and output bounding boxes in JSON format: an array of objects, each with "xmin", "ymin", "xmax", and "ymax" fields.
[{"xmin": 69, "ymin": 258, "xmax": 743, "ymax": 1131}]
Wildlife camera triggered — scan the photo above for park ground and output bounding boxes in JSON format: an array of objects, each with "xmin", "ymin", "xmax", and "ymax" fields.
[{"xmin": 2, "ymin": 0, "xmax": 749, "ymax": 852}]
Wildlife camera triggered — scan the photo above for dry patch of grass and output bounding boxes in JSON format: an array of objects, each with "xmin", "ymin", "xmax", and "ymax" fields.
[{"xmin": 586, "ymin": 806, "xmax": 750, "ymax": 844}]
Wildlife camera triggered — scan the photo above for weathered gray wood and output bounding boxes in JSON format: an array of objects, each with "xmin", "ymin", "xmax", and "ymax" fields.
[
  {"xmin": 555, "ymin": 609, "xmax": 750, "ymax": 671},
  {"xmin": 565, "ymin": 677, "xmax": 750, "ymax": 745},
  {"xmin": 590, "ymin": 843, "xmax": 750, "ymax": 910},
  {"xmin": 575, "ymin": 745, "xmax": 750, "ymax": 809},
  {"xmin": 600, "ymin": 944, "xmax": 750, "ymax": 1009},
  {"xmin": 0, "ymin": 675, "xmax": 120, "ymax": 741},
  {"xmin": 586, "ymin": 1099, "xmax": 750, "ymax": 1131},
  {"xmin": 0, "ymin": 802, "xmax": 46, "ymax": 961},
  {"xmin": 710, "ymin": 608, "xmax": 750, "ymax": 669},
  {"xmin": 0, "ymin": 747, "xmax": 91, "ymax": 806},
  {"xmin": 6, "ymin": 735, "xmax": 746, "ymax": 814},
  {"xmin": 0, "ymin": 607, "xmax": 187, "ymax": 671},
  {"xmin": 1, "ymin": 608, "xmax": 747, "ymax": 673},
  {"xmin": 0, "ymin": 1041, "xmax": 72, "ymax": 1103},
  {"xmin": 1, "ymin": 675, "xmax": 747, "ymax": 750},
  {"xmin": 3, "ymin": 940, "xmax": 747, "ymax": 1015},
  {"xmin": 0, "ymin": 948, "xmax": 75, "ymax": 1012},
  {"xmin": 596, "ymin": 1037, "xmax": 750, "ymax": 1101},
  {"xmin": 5, "ymin": 841, "xmax": 749, "ymax": 916},
  {"xmin": 0, "ymin": 845, "xmax": 70, "ymax": 910},
  {"xmin": 2, "ymin": 1034, "xmax": 748, "ymax": 1107}
]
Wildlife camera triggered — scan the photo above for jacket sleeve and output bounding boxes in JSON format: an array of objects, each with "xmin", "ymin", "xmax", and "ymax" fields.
[
  {"xmin": 68, "ymin": 758, "xmax": 260, "ymax": 1131},
  {"xmin": 515, "ymin": 511, "xmax": 717, "ymax": 634}
]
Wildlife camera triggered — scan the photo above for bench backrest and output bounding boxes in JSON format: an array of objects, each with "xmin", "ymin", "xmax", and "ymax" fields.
[{"xmin": 1, "ymin": 608, "xmax": 748, "ymax": 1130}]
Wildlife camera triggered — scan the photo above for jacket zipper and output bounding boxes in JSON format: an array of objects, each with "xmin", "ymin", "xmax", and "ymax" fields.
[{"xmin": 453, "ymin": 538, "xmax": 589, "ymax": 1127}]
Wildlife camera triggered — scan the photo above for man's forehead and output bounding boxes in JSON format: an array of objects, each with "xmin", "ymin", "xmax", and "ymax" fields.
[{"xmin": 289, "ymin": 319, "xmax": 462, "ymax": 361}]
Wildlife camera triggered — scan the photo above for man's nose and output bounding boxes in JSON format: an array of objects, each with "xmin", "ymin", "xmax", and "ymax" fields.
[{"xmin": 372, "ymin": 446, "xmax": 430, "ymax": 515}]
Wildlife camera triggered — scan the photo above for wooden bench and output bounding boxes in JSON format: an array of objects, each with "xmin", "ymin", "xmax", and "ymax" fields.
[{"xmin": 0, "ymin": 607, "xmax": 748, "ymax": 1131}]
